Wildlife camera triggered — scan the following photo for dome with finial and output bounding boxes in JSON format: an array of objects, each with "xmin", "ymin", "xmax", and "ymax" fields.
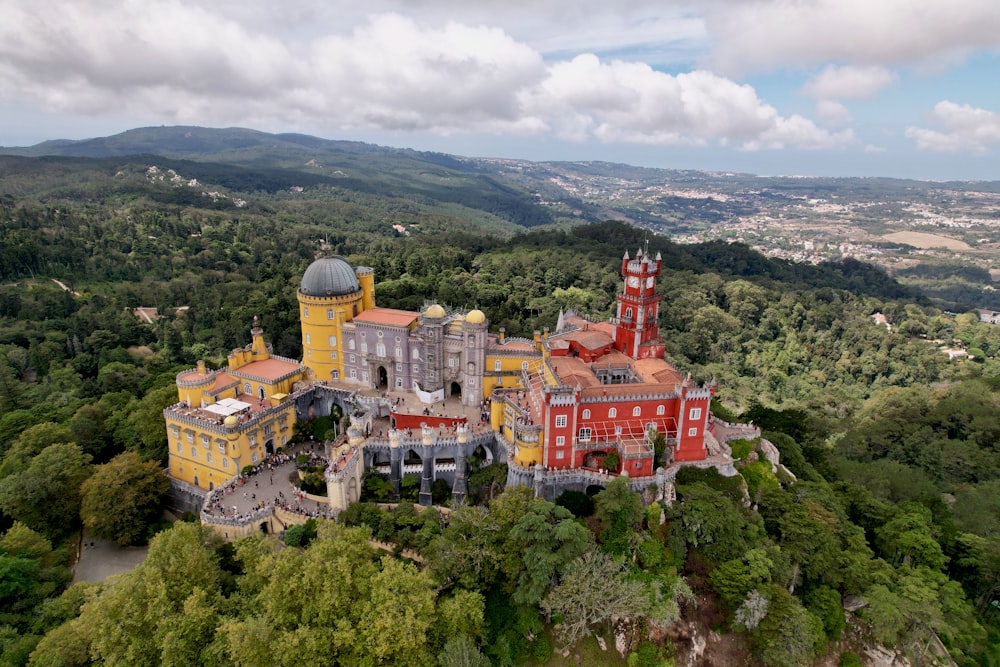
[
  {"xmin": 300, "ymin": 256, "xmax": 360, "ymax": 297},
  {"xmin": 465, "ymin": 309, "xmax": 486, "ymax": 324},
  {"xmin": 223, "ymin": 415, "xmax": 238, "ymax": 428},
  {"xmin": 425, "ymin": 304, "xmax": 446, "ymax": 318}
]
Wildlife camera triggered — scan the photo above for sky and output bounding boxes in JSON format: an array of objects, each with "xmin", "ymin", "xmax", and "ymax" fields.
[{"xmin": 2, "ymin": 0, "xmax": 1000, "ymax": 180}]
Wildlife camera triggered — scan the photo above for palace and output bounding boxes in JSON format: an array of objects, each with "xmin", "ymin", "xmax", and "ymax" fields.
[{"xmin": 164, "ymin": 246, "xmax": 718, "ymax": 508}]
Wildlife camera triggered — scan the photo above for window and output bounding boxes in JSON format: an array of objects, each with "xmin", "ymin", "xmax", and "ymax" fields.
[
  {"xmin": 555, "ymin": 450, "xmax": 565, "ymax": 460},
  {"xmin": 556, "ymin": 436, "xmax": 565, "ymax": 446},
  {"xmin": 190, "ymin": 447, "xmax": 197, "ymax": 458},
  {"xmin": 395, "ymin": 348, "xmax": 402, "ymax": 360},
  {"xmin": 328, "ymin": 335, "xmax": 337, "ymax": 346},
  {"xmin": 467, "ymin": 362, "xmax": 475, "ymax": 373},
  {"xmin": 332, "ymin": 370, "xmax": 340, "ymax": 380},
  {"xmin": 377, "ymin": 330, "xmax": 383, "ymax": 338},
  {"xmin": 449, "ymin": 356, "xmax": 457, "ymax": 368},
  {"xmin": 217, "ymin": 442, "xmax": 225, "ymax": 453},
  {"xmin": 171, "ymin": 426, "xmax": 179, "ymax": 438},
  {"xmin": 625, "ymin": 307, "xmax": 633, "ymax": 319},
  {"xmin": 350, "ymin": 354, "xmax": 356, "ymax": 363},
  {"xmin": 175, "ymin": 441, "xmax": 182, "ymax": 453},
  {"xmin": 521, "ymin": 361, "xmax": 529, "ymax": 370},
  {"xmin": 243, "ymin": 382, "xmax": 252, "ymax": 395},
  {"xmin": 657, "ymin": 404, "xmax": 665, "ymax": 415},
  {"xmin": 206, "ymin": 452, "xmax": 213, "ymax": 463},
  {"xmin": 362, "ymin": 372, "xmax": 368, "ymax": 382},
  {"xmin": 412, "ymin": 348, "xmax": 420, "ymax": 359},
  {"xmin": 305, "ymin": 333, "xmax": 311, "ymax": 344},
  {"xmin": 376, "ymin": 343, "xmax": 386, "ymax": 357},
  {"xmin": 555, "ymin": 415, "xmax": 567, "ymax": 428},
  {"xmin": 331, "ymin": 352, "xmax": 337, "ymax": 359},
  {"xmin": 360, "ymin": 342, "xmax": 368, "ymax": 354},
  {"xmin": 396, "ymin": 363, "xmax": 402, "ymax": 372},
  {"xmin": 582, "ymin": 409, "xmax": 591, "ymax": 419},
  {"xmin": 201, "ymin": 435, "xmax": 210, "ymax": 448},
  {"xmin": 186, "ymin": 432, "xmax": 194, "ymax": 444},
  {"xmin": 222, "ymin": 458, "xmax": 228, "ymax": 469},
  {"xmin": 263, "ymin": 424, "xmax": 274, "ymax": 436},
  {"xmin": 251, "ymin": 453, "xmax": 259, "ymax": 464},
  {"xmin": 494, "ymin": 360, "xmax": 501, "ymax": 371},
  {"xmin": 349, "ymin": 339, "xmax": 355, "ymax": 350},
  {"xmin": 396, "ymin": 378, "xmax": 403, "ymax": 388},
  {"xmin": 689, "ymin": 408, "xmax": 702, "ymax": 421},
  {"xmin": 413, "ymin": 365, "xmax": 419, "ymax": 373},
  {"xmin": 632, "ymin": 406, "xmax": 641, "ymax": 417},
  {"xmin": 395, "ymin": 336, "xmax": 401, "ymax": 343},
  {"xmin": 303, "ymin": 306, "xmax": 309, "ymax": 318},
  {"xmin": 249, "ymin": 435, "xmax": 257, "ymax": 447},
  {"xmin": 468, "ymin": 335, "xmax": 475, "ymax": 347},
  {"xmin": 608, "ymin": 407, "xmax": 617, "ymax": 418},
  {"xmin": 350, "ymin": 369, "xmax": 358, "ymax": 379},
  {"xmin": 578, "ymin": 428, "xmax": 592, "ymax": 442},
  {"xmin": 688, "ymin": 427, "xmax": 698, "ymax": 437},
  {"xmin": 327, "ymin": 308, "xmax": 334, "ymax": 320},
  {"xmin": 615, "ymin": 426, "xmax": 622, "ymax": 435}
]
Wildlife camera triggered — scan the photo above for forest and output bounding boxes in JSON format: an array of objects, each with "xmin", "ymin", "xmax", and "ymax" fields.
[{"xmin": 1, "ymin": 152, "xmax": 1000, "ymax": 666}]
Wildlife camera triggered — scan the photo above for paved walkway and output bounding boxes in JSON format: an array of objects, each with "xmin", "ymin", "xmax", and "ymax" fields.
[
  {"xmin": 202, "ymin": 441, "xmax": 333, "ymax": 520},
  {"xmin": 72, "ymin": 531, "xmax": 149, "ymax": 584}
]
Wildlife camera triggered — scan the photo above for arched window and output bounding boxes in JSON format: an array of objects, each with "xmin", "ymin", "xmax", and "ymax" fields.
[
  {"xmin": 632, "ymin": 406, "xmax": 641, "ymax": 417},
  {"xmin": 582, "ymin": 409, "xmax": 591, "ymax": 419},
  {"xmin": 656, "ymin": 404, "xmax": 665, "ymax": 415},
  {"xmin": 412, "ymin": 348, "xmax": 420, "ymax": 359},
  {"xmin": 348, "ymin": 339, "xmax": 355, "ymax": 350},
  {"xmin": 608, "ymin": 407, "xmax": 617, "ymax": 418},
  {"xmin": 243, "ymin": 382, "xmax": 252, "ymax": 395},
  {"xmin": 332, "ymin": 370, "xmax": 340, "ymax": 380},
  {"xmin": 625, "ymin": 307, "xmax": 633, "ymax": 319},
  {"xmin": 328, "ymin": 335, "xmax": 337, "ymax": 346}
]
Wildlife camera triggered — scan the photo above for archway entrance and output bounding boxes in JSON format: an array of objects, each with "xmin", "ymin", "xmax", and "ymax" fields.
[
  {"xmin": 265, "ymin": 439, "xmax": 275, "ymax": 456},
  {"xmin": 377, "ymin": 366, "xmax": 388, "ymax": 390},
  {"xmin": 450, "ymin": 381, "xmax": 461, "ymax": 400}
]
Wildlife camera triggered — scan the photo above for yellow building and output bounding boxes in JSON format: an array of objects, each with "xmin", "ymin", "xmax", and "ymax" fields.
[
  {"xmin": 297, "ymin": 256, "xmax": 375, "ymax": 383},
  {"xmin": 165, "ymin": 317, "xmax": 308, "ymax": 491}
]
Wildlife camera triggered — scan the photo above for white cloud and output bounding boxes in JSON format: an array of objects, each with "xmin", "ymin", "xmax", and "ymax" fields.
[
  {"xmin": 0, "ymin": 4, "xmax": 845, "ymax": 151},
  {"xmin": 815, "ymin": 100, "xmax": 852, "ymax": 126},
  {"xmin": 905, "ymin": 101, "xmax": 1000, "ymax": 152},
  {"xmin": 802, "ymin": 65, "xmax": 896, "ymax": 100},
  {"xmin": 705, "ymin": 0, "xmax": 1000, "ymax": 75}
]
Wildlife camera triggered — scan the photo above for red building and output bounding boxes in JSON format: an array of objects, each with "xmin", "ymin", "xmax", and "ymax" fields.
[{"xmin": 497, "ymin": 247, "xmax": 714, "ymax": 480}]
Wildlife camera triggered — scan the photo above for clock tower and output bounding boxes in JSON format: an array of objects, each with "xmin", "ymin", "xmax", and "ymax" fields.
[{"xmin": 614, "ymin": 247, "xmax": 664, "ymax": 359}]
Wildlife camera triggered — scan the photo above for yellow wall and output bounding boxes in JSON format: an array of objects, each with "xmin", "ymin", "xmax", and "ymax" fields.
[{"xmin": 482, "ymin": 351, "xmax": 543, "ymax": 399}]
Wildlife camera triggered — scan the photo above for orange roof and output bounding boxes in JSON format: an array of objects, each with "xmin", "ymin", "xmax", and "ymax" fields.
[
  {"xmin": 232, "ymin": 358, "xmax": 304, "ymax": 382},
  {"xmin": 209, "ymin": 371, "xmax": 237, "ymax": 393},
  {"xmin": 549, "ymin": 357, "xmax": 601, "ymax": 389},
  {"xmin": 633, "ymin": 358, "xmax": 683, "ymax": 385},
  {"xmin": 177, "ymin": 369, "xmax": 206, "ymax": 383},
  {"xmin": 354, "ymin": 307, "xmax": 418, "ymax": 327}
]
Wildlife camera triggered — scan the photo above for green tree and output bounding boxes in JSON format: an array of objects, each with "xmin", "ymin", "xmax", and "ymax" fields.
[
  {"xmin": 0, "ymin": 444, "xmax": 92, "ymax": 538},
  {"xmin": 79, "ymin": 451, "xmax": 171, "ymax": 545},
  {"xmin": 541, "ymin": 551, "xmax": 650, "ymax": 647}
]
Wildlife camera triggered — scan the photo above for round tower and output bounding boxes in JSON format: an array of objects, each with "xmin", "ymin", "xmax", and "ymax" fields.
[{"xmin": 297, "ymin": 256, "xmax": 370, "ymax": 383}]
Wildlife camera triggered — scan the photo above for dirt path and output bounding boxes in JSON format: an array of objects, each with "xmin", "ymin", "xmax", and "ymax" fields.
[{"xmin": 51, "ymin": 278, "xmax": 81, "ymax": 296}]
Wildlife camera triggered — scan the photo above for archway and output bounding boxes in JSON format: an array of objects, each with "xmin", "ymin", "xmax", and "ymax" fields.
[
  {"xmin": 450, "ymin": 381, "xmax": 462, "ymax": 399},
  {"xmin": 583, "ymin": 450, "xmax": 608, "ymax": 469},
  {"xmin": 258, "ymin": 386, "xmax": 266, "ymax": 400},
  {"xmin": 585, "ymin": 484, "xmax": 605, "ymax": 496},
  {"xmin": 260, "ymin": 522, "xmax": 268, "ymax": 534},
  {"xmin": 265, "ymin": 439, "xmax": 275, "ymax": 456},
  {"xmin": 377, "ymin": 366, "xmax": 388, "ymax": 390}
]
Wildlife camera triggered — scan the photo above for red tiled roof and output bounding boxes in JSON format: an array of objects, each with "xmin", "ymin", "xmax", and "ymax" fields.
[
  {"xmin": 354, "ymin": 307, "xmax": 418, "ymax": 327},
  {"xmin": 232, "ymin": 358, "xmax": 304, "ymax": 382},
  {"xmin": 633, "ymin": 358, "xmax": 683, "ymax": 385},
  {"xmin": 209, "ymin": 372, "xmax": 237, "ymax": 393}
]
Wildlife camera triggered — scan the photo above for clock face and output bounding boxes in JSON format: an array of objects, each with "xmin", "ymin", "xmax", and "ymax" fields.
[
  {"xmin": 627, "ymin": 276, "xmax": 640, "ymax": 288},
  {"xmin": 646, "ymin": 276, "xmax": 655, "ymax": 288}
]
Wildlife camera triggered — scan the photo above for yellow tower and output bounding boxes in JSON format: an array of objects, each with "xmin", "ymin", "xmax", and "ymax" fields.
[{"xmin": 297, "ymin": 256, "xmax": 374, "ymax": 382}]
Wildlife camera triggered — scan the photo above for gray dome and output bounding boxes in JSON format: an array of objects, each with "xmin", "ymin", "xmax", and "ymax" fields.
[{"xmin": 300, "ymin": 256, "xmax": 360, "ymax": 297}]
